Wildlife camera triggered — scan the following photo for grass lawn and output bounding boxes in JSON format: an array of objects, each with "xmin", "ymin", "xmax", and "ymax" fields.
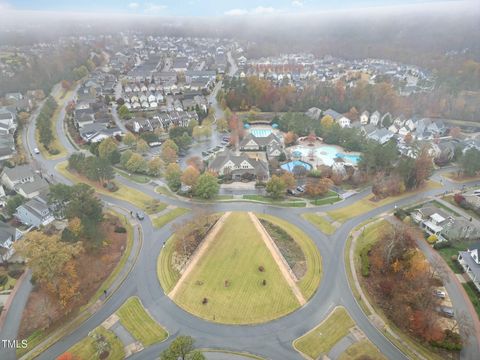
[
  {"xmin": 293, "ymin": 306, "xmax": 355, "ymax": 359},
  {"xmin": 257, "ymin": 214, "xmax": 322, "ymax": 300},
  {"xmin": 152, "ymin": 208, "xmax": 190, "ymax": 228},
  {"xmin": 327, "ymin": 180, "xmax": 442, "ymax": 223},
  {"xmin": 430, "ymin": 200, "xmax": 461, "ymax": 216},
  {"xmin": 157, "ymin": 235, "xmax": 180, "ymax": 294},
  {"xmin": 116, "ymin": 297, "xmax": 168, "ymax": 346},
  {"xmin": 444, "ymin": 172, "xmax": 480, "ymax": 183},
  {"xmin": 462, "ymin": 283, "xmax": 480, "ymax": 319},
  {"xmin": 302, "ymin": 213, "xmax": 336, "ymax": 235},
  {"xmin": 436, "ymin": 241, "xmax": 470, "ymax": 274},
  {"xmin": 66, "ymin": 326, "xmax": 125, "ymax": 360},
  {"xmin": 114, "ymin": 168, "xmax": 152, "ymax": 184},
  {"xmin": 155, "ymin": 186, "xmax": 176, "ymax": 197},
  {"xmin": 338, "ymin": 340, "xmax": 386, "ymax": 360},
  {"xmin": 173, "ymin": 212, "xmax": 300, "ymax": 324},
  {"xmin": 443, "ymin": 194, "xmax": 479, "ymax": 220},
  {"xmin": 242, "ymin": 195, "xmax": 306, "ymax": 207},
  {"xmin": 57, "ymin": 162, "xmax": 166, "ymax": 214}
]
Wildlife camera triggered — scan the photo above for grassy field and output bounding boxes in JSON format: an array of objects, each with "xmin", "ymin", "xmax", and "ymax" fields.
[
  {"xmin": 116, "ymin": 297, "xmax": 168, "ymax": 346},
  {"xmin": 66, "ymin": 326, "xmax": 125, "ymax": 360},
  {"xmin": 327, "ymin": 180, "xmax": 442, "ymax": 223},
  {"xmin": 173, "ymin": 212, "xmax": 300, "ymax": 324},
  {"xmin": 293, "ymin": 306, "xmax": 355, "ymax": 359},
  {"xmin": 258, "ymin": 214, "xmax": 322, "ymax": 299},
  {"xmin": 338, "ymin": 340, "xmax": 386, "ymax": 360},
  {"xmin": 114, "ymin": 168, "xmax": 152, "ymax": 184},
  {"xmin": 302, "ymin": 213, "xmax": 336, "ymax": 235},
  {"xmin": 155, "ymin": 185, "xmax": 176, "ymax": 197},
  {"xmin": 242, "ymin": 195, "xmax": 306, "ymax": 207},
  {"xmin": 436, "ymin": 241, "xmax": 470, "ymax": 274},
  {"xmin": 157, "ymin": 235, "xmax": 179, "ymax": 294},
  {"xmin": 57, "ymin": 162, "xmax": 166, "ymax": 214},
  {"xmin": 152, "ymin": 208, "xmax": 190, "ymax": 228}
]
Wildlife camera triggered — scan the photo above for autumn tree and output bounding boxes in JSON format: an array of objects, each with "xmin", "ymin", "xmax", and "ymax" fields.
[
  {"xmin": 320, "ymin": 115, "xmax": 334, "ymax": 128},
  {"xmin": 186, "ymin": 156, "xmax": 204, "ymax": 172},
  {"xmin": 266, "ymin": 175, "xmax": 287, "ymax": 199},
  {"xmin": 123, "ymin": 132, "xmax": 136, "ymax": 146},
  {"xmin": 305, "ymin": 177, "xmax": 333, "ymax": 198},
  {"xmin": 283, "ymin": 131, "xmax": 297, "ymax": 146},
  {"xmin": 148, "ymin": 157, "xmax": 163, "ymax": 177},
  {"xmin": 161, "ymin": 139, "xmax": 179, "ymax": 164},
  {"xmin": 181, "ymin": 166, "xmax": 200, "ymax": 188},
  {"xmin": 136, "ymin": 138, "xmax": 149, "ymax": 154},
  {"xmin": 125, "ymin": 153, "xmax": 147, "ymax": 174},
  {"xmin": 98, "ymin": 137, "xmax": 118, "ymax": 163},
  {"xmin": 414, "ymin": 147, "xmax": 434, "ymax": 188},
  {"xmin": 281, "ymin": 172, "xmax": 296, "ymax": 190},
  {"xmin": 216, "ymin": 118, "xmax": 228, "ymax": 132},
  {"xmin": 165, "ymin": 163, "xmax": 182, "ymax": 191}
]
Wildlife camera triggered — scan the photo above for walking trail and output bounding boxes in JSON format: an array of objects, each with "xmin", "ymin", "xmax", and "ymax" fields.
[
  {"xmin": 168, "ymin": 212, "xmax": 232, "ymax": 299},
  {"xmin": 248, "ymin": 212, "xmax": 306, "ymax": 305}
]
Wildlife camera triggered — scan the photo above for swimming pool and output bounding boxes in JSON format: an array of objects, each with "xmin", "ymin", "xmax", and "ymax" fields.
[
  {"xmin": 250, "ymin": 128, "xmax": 273, "ymax": 137},
  {"xmin": 293, "ymin": 145, "xmax": 360, "ymax": 166},
  {"xmin": 281, "ymin": 160, "xmax": 313, "ymax": 173}
]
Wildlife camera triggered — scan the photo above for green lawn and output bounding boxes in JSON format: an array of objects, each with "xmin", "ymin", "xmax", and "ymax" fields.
[
  {"xmin": 302, "ymin": 213, "xmax": 336, "ymax": 235},
  {"xmin": 436, "ymin": 241, "xmax": 470, "ymax": 274},
  {"xmin": 309, "ymin": 190, "xmax": 341, "ymax": 206},
  {"xmin": 116, "ymin": 297, "xmax": 168, "ymax": 346},
  {"xmin": 115, "ymin": 168, "xmax": 152, "ymax": 184},
  {"xmin": 257, "ymin": 214, "xmax": 322, "ymax": 300},
  {"xmin": 173, "ymin": 212, "xmax": 300, "ymax": 324},
  {"xmin": 66, "ymin": 326, "xmax": 125, "ymax": 360},
  {"xmin": 157, "ymin": 235, "xmax": 180, "ymax": 294},
  {"xmin": 327, "ymin": 180, "xmax": 442, "ymax": 223},
  {"xmin": 338, "ymin": 340, "xmax": 386, "ymax": 360},
  {"xmin": 293, "ymin": 306, "xmax": 355, "ymax": 359},
  {"xmin": 242, "ymin": 195, "xmax": 306, "ymax": 207},
  {"xmin": 463, "ymin": 283, "xmax": 480, "ymax": 319},
  {"xmin": 152, "ymin": 208, "xmax": 190, "ymax": 228},
  {"xmin": 155, "ymin": 186, "xmax": 176, "ymax": 197},
  {"xmin": 57, "ymin": 162, "xmax": 166, "ymax": 214}
]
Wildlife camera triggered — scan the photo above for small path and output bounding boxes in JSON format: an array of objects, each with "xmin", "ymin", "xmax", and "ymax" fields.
[
  {"xmin": 328, "ymin": 333, "xmax": 356, "ymax": 359},
  {"xmin": 168, "ymin": 212, "xmax": 232, "ymax": 299},
  {"xmin": 248, "ymin": 212, "xmax": 306, "ymax": 306},
  {"xmin": 110, "ymin": 321, "xmax": 135, "ymax": 346}
]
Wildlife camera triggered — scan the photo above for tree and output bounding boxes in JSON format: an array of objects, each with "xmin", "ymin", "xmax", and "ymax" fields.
[
  {"xmin": 161, "ymin": 139, "xmax": 179, "ymax": 164},
  {"xmin": 165, "ymin": 163, "xmax": 182, "ymax": 191},
  {"xmin": 414, "ymin": 147, "xmax": 434, "ymax": 188},
  {"xmin": 120, "ymin": 149, "xmax": 133, "ymax": 168},
  {"xmin": 123, "ymin": 132, "xmax": 136, "ymax": 146},
  {"xmin": 14, "ymin": 231, "xmax": 82, "ymax": 297},
  {"xmin": 6, "ymin": 194, "xmax": 25, "ymax": 217},
  {"xmin": 305, "ymin": 177, "xmax": 333, "ymax": 198},
  {"xmin": 181, "ymin": 166, "xmax": 200, "ymax": 188},
  {"xmin": 460, "ymin": 148, "xmax": 480, "ymax": 176},
  {"xmin": 160, "ymin": 335, "xmax": 204, "ymax": 360},
  {"xmin": 125, "ymin": 153, "xmax": 147, "ymax": 174},
  {"xmin": 281, "ymin": 172, "xmax": 296, "ymax": 190},
  {"xmin": 320, "ymin": 115, "xmax": 334, "ymax": 128},
  {"xmin": 148, "ymin": 157, "xmax": 163, "ymax": 176},
  {"xmin": 283, "ymin": 131, "xmax": 297, "ymax": 146},
  {"xmin": 48, "ymin": 183, "xmax": 73, "ymax": 218},
  {"xmin": 118, "ymin": 104, "xmax": 131, "ymax": 120},
  {"xmin": 136, "ymin": 139, "xmax": 149, "ymax": 154},
  {"xmin": 266, "ymin": 175, "xmax": 287, "ymax": 199},
  {"xmin": 194, "ymin": 173, "xmax": 219, "ymax": 199},
  {"xmin": 186, "ymin": 156, "xmax": 204, "ymax": 172},
  {"xmin": 98, "ymin": 138, "xmax": 117, "ymax": 162}
]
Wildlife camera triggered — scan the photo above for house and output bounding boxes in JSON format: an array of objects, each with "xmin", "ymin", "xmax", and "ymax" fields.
[
  {"xmin": 0, "ymin": 108, "xmax": 17, "ymax": 134},
  {"xmin": 370, "ymin": 111, "xmax": 381, "ymax": 126},
  {"xmin": 0, "ymin": 134, "xmax": 16, "ymax": 161},
  {"xmin": 239, "ymin": 133, "xmax": 282, "ymax": 152},
  {"xmin": 1, "ymin": 165, "xmax": 49, "ymax": 199},
  {"xmin": 15, "ymin": 197, "xmax": 54, "ymax": 227},
  {"xmin": 324, "ymin": 109, "xmax": 351, "ymax": 128},
  {"xmin": 79, "ymin": 123, "xmax": 122, "ymax": 143},
  {"xmin": 360, "ymin": 111, "xmax": 370, "ymax": 125},
  {"xmin": 458, "ymin": 243, "xmax": 480, "ymax": 292},
  {"xmin": 208, "ymin": 151, "xmax": 269, "ymax": 181},
  {"xmin": 367, "ymin": 128, "xmax": 395, "ymax": 144},
  {"xmin": 412, "ymin": 205, "xmax": 452, "ymax": 238},
  {"xmin": 0, "ymin": 221, "xmax": 22, "ymax": 262}
]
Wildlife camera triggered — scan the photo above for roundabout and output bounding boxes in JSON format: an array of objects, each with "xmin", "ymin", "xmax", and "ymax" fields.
[{"xmin": 157, "ymin": 211, "xmax": 322, "ymax": 325}]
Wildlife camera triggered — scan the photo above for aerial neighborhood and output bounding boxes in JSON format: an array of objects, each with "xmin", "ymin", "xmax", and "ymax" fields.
[{"xmin": 0, "ymin": 3, "xmax": 479, "ymax": 360}]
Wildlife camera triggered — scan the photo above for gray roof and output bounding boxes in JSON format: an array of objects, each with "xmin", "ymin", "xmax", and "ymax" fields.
[
  {"xmin": 2, "ymin": 165, "xmax": 35, "ymax": 181},
  {"xmin": 0, "ymin": 221, "xmax": 16, "ymax": 245},
  {"xmin": 17, "ymin": 176, "xmax": 49, "ymax": 195},
  {"xmin": 459, "ymin": 249, "xmax": 480, "ymax": 283}
]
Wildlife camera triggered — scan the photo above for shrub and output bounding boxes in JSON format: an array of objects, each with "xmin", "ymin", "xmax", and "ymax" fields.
[
  {"xmin": 202, "ymin": 297, "xmax": 208, "ymax": 305},
  {"xmin": 8, "ymin": 269, "xmax": 23, "ymax": 279},
  {"xmin": 106, "ymin": 181, "xmax": 118, "ymax": 192},
  {"xmin": 114, "ymin": 226, "xmax": 126, "ymax": 233},
  {"xmin": 262, "ymin": 279, "xmax": 267, "ymax": 286},
  {"xmin": 258, "ymin": 265, "xmax": 265, "ymax": 272},
  {"xmin": 433, "ymin": 241, "xmax": 451, "ymax": 250},
  {"xmin": 427, "ymin": 234, "xmax": 438, "ymax": 244},
  {"xmin": 394, "ymin": 209, "xmax": 408, "ymax": 220},
  {"xmin": 0, "ymin": 274, "xmax": 8, "ymax": 286},
  {"xmin": 48, "ymin": 148, "xmax": 60, "ymax": 155},
  {"xmin": 360, "ymin": 245, "xmax": 371, "ymax": 277}
]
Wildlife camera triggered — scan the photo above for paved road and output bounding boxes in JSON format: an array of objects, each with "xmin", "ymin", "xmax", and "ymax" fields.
[{"xmin": 2, "ymin": 76, "xmax": 480, "ymax": 360}]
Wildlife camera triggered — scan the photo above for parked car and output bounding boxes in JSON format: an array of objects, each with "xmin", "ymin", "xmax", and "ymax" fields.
[
  {"xmin": 296, "ymin": 186, "xmax": 305, "ymax": 193},
  {"xmin": 433, "ymin": 289, "xmax": 446, "ymax": 299},
  {"xmin": 436, "ymin": 306, "xmax": 454, "ymax": 318},
  {"xmin": 287, "ymin": 189, "xmax": 298, "ymax": 196},
  {"xmin": 34, "ymin": 147, "xmax": 40, "ymax": 154},
  {"xmin": 136, "ymin": 211, "xmax": 145, "ymax": 220}
]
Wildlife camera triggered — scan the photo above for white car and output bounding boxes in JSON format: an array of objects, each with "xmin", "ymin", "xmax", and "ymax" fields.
[{"xmin": 33, "ymin": 148, "xmax": 40, "ymax": 154}]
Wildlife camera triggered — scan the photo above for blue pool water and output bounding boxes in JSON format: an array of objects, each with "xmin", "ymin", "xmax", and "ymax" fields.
[
  {"xmin": 281, "ymin": 160, "xmax": 313, "ymax": 173},
  {"xmin": 335, "ymin": 153, "xmax": 361, "ymax": 164},
  {"xmin": 250, "ymin": 128, "xmax": 273, "ymax": 137},
  {"xmin": 294, "ymin": 145, "xmax": 360, "ymax": 166}
]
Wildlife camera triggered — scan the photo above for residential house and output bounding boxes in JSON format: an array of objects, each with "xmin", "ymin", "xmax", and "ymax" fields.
[
  {"xmin": 208, "ymin": 151, "xmax": 269, "ymax": 181},
  {"xmin": 360, "ymin": 111, "xmax": 370, "ymax": 125},
  {"xmin": 1, "ymin": 165, "xmax": 49, "ymax": 199},
  {"xmin": 458, "ymin": 244, "xmax": 480, "ymax": 292},
  {"xmin": 367, "ymin": 128, "xmax": 395, "ymax": 144},
  {"xmin": 0, "ymin": 108, "xmax": 17, "ymax": 135},
  {"xmin": 15, "ymin": 197, "xmax": 54, "ymax": 227},
  {"xmin": 239, "ymin": 133, "xmax": 282, "ymax": 152},
  {"xmin": 0, "ymin": 221, "xmax": 22, "ymax": 262},
  {"xmin": 324, "ymin": 109, "xmax": 351, "ymax": 128},
  {"xmin": 370, "ymin": 111, "xmax": 381, "ymax": 126}
]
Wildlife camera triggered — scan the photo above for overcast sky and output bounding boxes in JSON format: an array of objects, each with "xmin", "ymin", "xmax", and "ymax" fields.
[{"xmin": 0, "ymin": 0, "xmax": 475, "ymax": 17}]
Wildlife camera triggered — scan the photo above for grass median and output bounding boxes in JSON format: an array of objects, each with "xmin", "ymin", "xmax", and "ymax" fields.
[
  {"xmin": 302, "ymin": 213, "xmax": 336, "ymax": 235},
  {"xmin": 152, "ymin": 208, "xmax": 190, "ymax": 228}
]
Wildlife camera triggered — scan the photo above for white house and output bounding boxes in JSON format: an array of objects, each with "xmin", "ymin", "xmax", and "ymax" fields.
[
  {"xmin": 324, "ymin": 109, "xmax": 351, "ymax": 128},
  {"xmin": 370, "ymin": 111, "xmax": 381, "ymax": 126},
  {"xmin": 360, "ymin": 111, "xmax": 370, "ymax": 125},
  {"xmin": 458, "ymin": 244, "xmax": 480, "ymax": 292}
]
